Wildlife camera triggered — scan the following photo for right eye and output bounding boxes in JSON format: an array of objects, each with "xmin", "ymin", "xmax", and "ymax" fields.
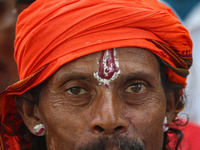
[
  {"xmin": 125, "ymin": 83, "xmax": 146, "ymax": 94},
  {"xmin": 66, "ymin": 87, "xmax": 88, "ymax": 95}
]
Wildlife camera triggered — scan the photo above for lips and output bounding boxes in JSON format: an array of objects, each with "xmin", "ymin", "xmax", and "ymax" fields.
[{"xmin": 76, "ymin": 135, "xmax": 145, "ymax": 150}]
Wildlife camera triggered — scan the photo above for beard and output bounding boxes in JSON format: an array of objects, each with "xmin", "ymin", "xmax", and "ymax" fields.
[{"xmin": 76, "ymin": 136, "xmax": 145, "ymax": 150}]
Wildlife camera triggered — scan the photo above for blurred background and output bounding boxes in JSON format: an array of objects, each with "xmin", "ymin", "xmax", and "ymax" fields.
[
  {"xmin": 0, "ymin": 0, "xmax": 35, "ymax": 92},
  {"xmin": 0, "ymin": 0, "xmax": 18, "ymax": 92},
  {"xmin": 0, "ymin": 0, "xmax": 200, "ymax": 125}
]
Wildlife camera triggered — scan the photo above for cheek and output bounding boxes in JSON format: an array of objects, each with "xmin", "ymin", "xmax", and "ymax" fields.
[
  {"xmin": 39, "ymin": 96, "xmax": 89, "ymax": 149},
  {"xmin": 124, "ymin": 95, "xmax": 166, "ymax": 149}
]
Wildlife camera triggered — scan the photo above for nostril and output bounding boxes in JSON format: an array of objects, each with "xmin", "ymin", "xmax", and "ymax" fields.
[
  {"xmin": 94, "ymin": 125, "xmax": 104, "ymax": 132},
  {"xmin": 114, "ymin": 126, "xmax": 124, "ymax": 131}
]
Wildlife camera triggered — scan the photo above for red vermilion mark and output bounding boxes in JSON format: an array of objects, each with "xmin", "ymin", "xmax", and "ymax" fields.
[
  {"xmin": 105, "ymin": 84, "xmax": 109, "ymax": 88},
  {"xmin": 98, "ymin": 49, "xmax": 119, "ymax": 79},
  {"xmin": 94, "ymin": 49, "xmax": 120, "ymax": 88}
]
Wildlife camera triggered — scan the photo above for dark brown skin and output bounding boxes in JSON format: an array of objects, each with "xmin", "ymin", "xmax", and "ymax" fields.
[
  {"xmin": 17, "ymin": 47, "xmax": 176, "ymax": 150},
  {"xmin": 0, "ymin": 0, "xmax": 18, "ymax": 92}
]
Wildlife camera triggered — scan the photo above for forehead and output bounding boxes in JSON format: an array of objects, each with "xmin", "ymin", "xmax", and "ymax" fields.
[{"xmin": 50, "ymin": 47, "xmax": 160, "ymax": 83}]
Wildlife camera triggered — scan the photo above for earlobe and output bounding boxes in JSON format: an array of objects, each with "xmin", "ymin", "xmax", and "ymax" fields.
[{"xmin": 15, "ymin": 93, "xmax": 43, "ymax": 135}]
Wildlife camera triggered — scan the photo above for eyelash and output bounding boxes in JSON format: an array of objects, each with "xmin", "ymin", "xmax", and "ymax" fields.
[
  {"xmin": 125, "ymin": 83, "xmax": 147, "ymax": 93},
  {"xmin": 66, "ymin": 86, "xmax": 88, "ymax": 95}
]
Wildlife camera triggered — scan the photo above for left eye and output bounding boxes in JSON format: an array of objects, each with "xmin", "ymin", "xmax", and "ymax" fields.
[
  {"xmin": 66, "ymin": 87, "xmax": 88, "ymax": 95},
  {"xmin": 125, "ymin": 83, "xmax": 146, "ymax": 93}
]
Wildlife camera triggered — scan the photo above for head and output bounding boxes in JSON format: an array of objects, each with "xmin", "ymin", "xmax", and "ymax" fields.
[
  {"xmin": 15, "ymin": 47, "xmax": 184, "ymax": 150},
  {"xmin": 0, "ymin": 0, "xmax": 192, "ymax": 150}
]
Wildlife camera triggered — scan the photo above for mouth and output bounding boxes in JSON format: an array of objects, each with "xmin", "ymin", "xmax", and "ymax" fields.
[
  {"xmin": 76, "ymin": 136, "xmax": 145, "ymax": 150},
  {"xmin": 104, "ymin": 141, "xmax": 127, "ymax": 150}
]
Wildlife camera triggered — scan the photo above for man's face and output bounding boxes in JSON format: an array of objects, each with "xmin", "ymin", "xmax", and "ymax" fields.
[{"xmin": 34, "ymin": 47, "xmax": 170, "ymax": 150}]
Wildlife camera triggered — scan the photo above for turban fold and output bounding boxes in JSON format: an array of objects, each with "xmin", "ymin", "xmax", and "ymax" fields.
[{"xmin": 0, "ymin": 0, "xmax": 192, "ymax": 149}]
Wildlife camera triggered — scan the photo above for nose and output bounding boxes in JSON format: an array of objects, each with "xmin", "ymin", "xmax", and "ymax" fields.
[{"xmin": 89, "ymin": 92, "xmax": 129, "ymax": 135}]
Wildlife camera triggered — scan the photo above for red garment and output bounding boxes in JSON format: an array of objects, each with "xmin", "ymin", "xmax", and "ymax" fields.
[
  {"xmin": 169, "ymin": 121, "xmax": 200, "ymax": 150},
  {"xmin": 0, "ymin": 0, "xmax": 192, "ymax": 149},
  {"xmin": 181, "ymin": 122, "xmax": 200, "ymax": 149}
]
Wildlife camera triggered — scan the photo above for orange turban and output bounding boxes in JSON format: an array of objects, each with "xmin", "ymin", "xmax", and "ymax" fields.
[{"xmin": 0, "ymin": 0, "xmax": 192, "ymax": 149}]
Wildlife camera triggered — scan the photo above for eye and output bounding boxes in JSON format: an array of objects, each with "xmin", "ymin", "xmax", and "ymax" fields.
[
  {"xmin": 125, "ymin": 83, "xmax": 146, "ymax": 93},
  {"xmin": 66, "ymin": 87, "xmax": 88, "ymax": 95}
]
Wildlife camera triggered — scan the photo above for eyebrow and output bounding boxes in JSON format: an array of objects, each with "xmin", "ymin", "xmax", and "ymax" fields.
[
  {"xmin": 122, "ymin": 71, "xmax": 159, "ymax": 82},
  {"xmin": 55, "ymin": 72, "xmax": 92, "ymax": 87}
]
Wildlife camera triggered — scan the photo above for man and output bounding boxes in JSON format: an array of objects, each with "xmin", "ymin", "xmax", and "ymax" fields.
[{"xmin": 0, "ymin": 0, "xmax": 193, "ymax": 149}]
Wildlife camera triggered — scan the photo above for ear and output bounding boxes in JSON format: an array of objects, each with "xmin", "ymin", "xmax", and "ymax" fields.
[
  {"xmin": 15, "ymin": 92, "xmax": 43, "ymax": 135},
  {"xmin": 165, "ymin": 89, "xmax": 177, "ymax": 125}
]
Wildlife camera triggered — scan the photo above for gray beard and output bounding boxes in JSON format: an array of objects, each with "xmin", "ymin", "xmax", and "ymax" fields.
[{"xmin": 76, "ymin": 136, "xmax": 145, "ymax": 150}]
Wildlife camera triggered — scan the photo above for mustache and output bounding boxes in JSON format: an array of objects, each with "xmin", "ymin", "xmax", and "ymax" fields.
[{"xmin": 76, "ymin": 136, "xmax": 145, "ymax": 150}]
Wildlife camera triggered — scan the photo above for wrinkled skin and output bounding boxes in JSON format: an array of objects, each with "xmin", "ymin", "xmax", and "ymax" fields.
[
  {"xmin": 0, "ymin": 0, "xmax": 18, "ymax": 92},
  {"xmin": 18, "ymin": 47, "xmax": 176, "ymax": 150}
]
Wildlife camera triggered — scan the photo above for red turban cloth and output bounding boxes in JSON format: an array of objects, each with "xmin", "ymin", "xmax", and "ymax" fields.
[{"xmin": 0, "ymin": 0, "xmax": 192, "ymax": 149}]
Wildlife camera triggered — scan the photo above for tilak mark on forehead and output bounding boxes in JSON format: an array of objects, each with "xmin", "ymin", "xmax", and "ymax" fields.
[{"xmin": 94, "ymin": 48, "xmax": 120, "ymax": 88}]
